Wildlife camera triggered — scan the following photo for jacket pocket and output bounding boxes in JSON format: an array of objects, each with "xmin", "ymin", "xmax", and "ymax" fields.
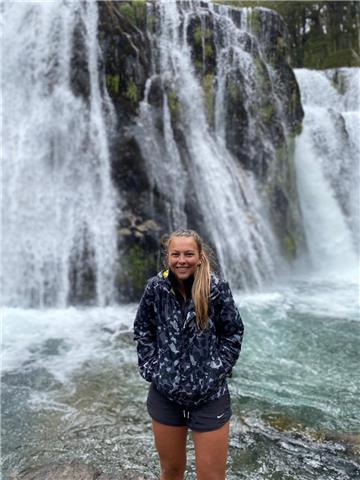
[
  {"xmin": 205, "ymin": 350, "xmax": 227, "ymax": 393},
  {"xmin": 141, "ymin": 356, "xmax": 159, "ymax": 383}
]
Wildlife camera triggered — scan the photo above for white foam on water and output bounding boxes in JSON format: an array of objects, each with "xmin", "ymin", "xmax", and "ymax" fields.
[
  {"xmin": 294, "ymin": 68, "xmax": 360, "ymax": 279},
  {"xmin": 1, "ymin": 0, "xmax": 119, "ymax": 308},
  {"xmin": 2, "ymin": 305, "xmax": 137, "ymax": 382}
]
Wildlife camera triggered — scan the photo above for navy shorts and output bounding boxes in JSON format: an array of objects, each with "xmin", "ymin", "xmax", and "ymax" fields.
[{"xmin": 147, "ymin": 383, "xmax": 232, "ymax": 432}]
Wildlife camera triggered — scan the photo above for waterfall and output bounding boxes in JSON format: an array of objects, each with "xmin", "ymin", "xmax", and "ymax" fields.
[
  {"xmin": 1, "ymin": 1, "xmax": 119, "ymax": 307},
  {"xmin": 135, "ymin": 0, "xmax": 289, "ymax": 288},
  {"xmin": 294, "ymin": 68, "xmax": 359, "ymax": 276}
]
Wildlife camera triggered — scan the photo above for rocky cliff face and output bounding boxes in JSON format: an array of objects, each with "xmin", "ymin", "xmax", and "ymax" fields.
[{"xmin": 97, "ymin": 0, "xmax": 305, "ymax": 298}]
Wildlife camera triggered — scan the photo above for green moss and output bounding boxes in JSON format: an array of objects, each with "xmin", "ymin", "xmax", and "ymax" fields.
[
  {"xmin": 204, "ymin": 43, "xmax": 214, "ymax": 59},
  {"xmin": 253, "ymin": 56, "xmax": 271, "ymax": 94},
  {"xmin": 167, "ymin": 90, "xmax": 180, "ymax": 116},
  {"xmin": 214, "ymin": 1, "xmax": 360, "ymax": 69},
  {"xmin": 119, "ymin": 245, "xmax": 157, "ymax": 292},
  {"xmin": 106, "ymin": 74, "xmax": 120, "ymax": 95},
  {"xmin": 250, "ymin": 9, "xmax": 262, "ymax": 35},
  {"xmin": 291, "ymin": 122, "xmax": 303, "ymax": 137},
  {"xmin": 283, "ymin": 234, "xmax": 296, "ymax": 259},
  {"xmin": 194, "ymin": 25, "xmax": 213, "ymax": 46},
  {"xmin": 228, "ymin": 80, "xmax": 241, "ymax": 102},
  {"xmin": 119, "ymin": 3, "xmax": 134, "ymax": 21},
  {"xmin": 275, "ymin": 144, "xmax": 287, "ymax": 164},
  {"xmin": 202, "ymin": 73, "xmax": 214, "ymax": 125},
  {"xmin": 260, "ymin": 101, "xmax": 274, "ymax": 123},
  {"xmin": 125, "ymin": 79, "xmax": 139, "ymax": 104},
  {"xmin": 146, "ymin": 12, "xmax": 156, "ymax": 32},
  {"xmin": 194, "ymin": 25, "xmax": 203, "ymax": 46},
  {"xmin": 195, "ymin": 59, "xmax": 203, "ymax": 73},
  {"xmin": 119, "ymin": 1, "xmax": 147, "ymax": 28}
]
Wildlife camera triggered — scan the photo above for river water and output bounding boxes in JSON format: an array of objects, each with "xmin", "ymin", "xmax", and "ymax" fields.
[
  {"xmin": 2, "ymin": 274, "xmax": 359, "ymax": 479},
  {"xmin": 2, "ymin": 1, "xmax": 359, "ymax": 479}
]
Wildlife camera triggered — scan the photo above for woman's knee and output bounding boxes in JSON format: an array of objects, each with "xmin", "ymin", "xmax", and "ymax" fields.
[{"xmin": 160, "ymin": 462, "xmax": 186, "ymax": 480}]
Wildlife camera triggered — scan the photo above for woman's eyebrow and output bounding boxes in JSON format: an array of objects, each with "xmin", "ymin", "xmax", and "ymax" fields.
[{"xmin": 170, "ymin": 249, "xmax": 196, "ymax": 253}]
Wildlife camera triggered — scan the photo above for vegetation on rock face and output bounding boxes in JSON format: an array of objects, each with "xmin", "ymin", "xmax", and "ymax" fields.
[
  {"xmin": 96, "ymin": 1, "xmax": 355, "ymax": 292},
  {"xmin": 214, "ymin": 1, "xmax": 360, "ymax": 69},
  {"xmin": 202, "ymin": 73, "xmax": 215, "ymax": 126},
  {"xmin": 116, "ymin": 217, "xmax": 162, "ymax": 300},
  {"xmin": 118, "ymin": 0, "xmax": 147, "ymax": 30},
  {"xmin": 117, "ymin": 244, "xmax": 157, "ymax": 298}
]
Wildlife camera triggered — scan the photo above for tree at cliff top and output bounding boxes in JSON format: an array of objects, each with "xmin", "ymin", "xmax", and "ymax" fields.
[{"xmin": 215, "ymin": 1, "xmax": 360, "ymax": 68}]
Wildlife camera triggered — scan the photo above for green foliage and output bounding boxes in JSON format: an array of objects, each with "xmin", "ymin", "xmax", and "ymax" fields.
[
  {"xmin": 194, "ymin": 25, "xmax": 213, "ymax": 45},
  {"xmin": 250, "ymin": 9, "xmax": 262, "ymax": 34},
  {"xmin": 204, "ymin": 43, "xmax": 214, "ymax": 59},
  {"xmin": 213, "ymin": 1, "xmax": 360, "ymax": 69},
  {"xmin": 260, "ymin": 101, "xmax": 274, "ymax": 123},
  {"xmin": 118, "ymin": 244, "xmax": 157, "ymax": 292},
  {"xmin": 202, "ymin": 73, "xmax": 215, "ymax": 125},
  {"xmin": 283, "ymin": 234, "xmax": 296, "ymax": 259},
  {"xmin": 125, "ymin": 80, "xmax": 139, "ymax": 104},
  {"xmin": 194, "ymin": 25, "xmax": 204, "ymax": 46},
  {"xmin": 106, "ymin": 74, "xmax": 120, "ymax": 95},
  {"xmin": 119, "ymin": 1, "xmax": 147, "ymax": 28},
  {"xmin": 168, "ymin": 90, "xmax": 180, "ymax": 116}
]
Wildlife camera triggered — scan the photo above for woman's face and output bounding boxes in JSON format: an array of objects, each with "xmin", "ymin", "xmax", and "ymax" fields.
[{"xmin": 167, "ymin": 236, "xmax": 201, "ymax": 283}]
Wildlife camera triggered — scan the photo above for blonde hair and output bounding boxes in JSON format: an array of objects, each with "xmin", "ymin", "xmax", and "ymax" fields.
[{"xmin": 164, "ymin": 229, "xmax": 213, "ymax": 330}]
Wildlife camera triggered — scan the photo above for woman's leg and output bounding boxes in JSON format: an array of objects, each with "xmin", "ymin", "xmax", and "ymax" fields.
[
  {"xmin": 192, "ymin": 421, "xmax": 230, "ymax": 480},
  {"xmin": 152, "ymin": 419, "xmax": 188, "ymax": 480}
]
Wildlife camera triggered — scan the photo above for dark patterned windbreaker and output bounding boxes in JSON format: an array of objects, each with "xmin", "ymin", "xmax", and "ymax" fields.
[{"xmin": 133, "ymin": 270, "xmax": 244, "ymax": 407}]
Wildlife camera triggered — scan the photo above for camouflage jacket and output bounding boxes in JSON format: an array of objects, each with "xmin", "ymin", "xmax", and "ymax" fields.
[{"xmin": 133, "ymin": 270, "xmax": 244, "ymax": 407}]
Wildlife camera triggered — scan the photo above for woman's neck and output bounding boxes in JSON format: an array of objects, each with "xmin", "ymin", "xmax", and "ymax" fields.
[{"xmin": 169, "ymin": 271, "xmax": 193, "ymax": 300}]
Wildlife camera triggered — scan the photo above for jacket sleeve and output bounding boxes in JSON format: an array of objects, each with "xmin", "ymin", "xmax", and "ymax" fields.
[
  {"xmin": 215, "ymin": 281, "xmax": 244, "ymax": 377},
  {"xmin": 133, "ymin": 280, "xmax": 158, "ymax": 382}
]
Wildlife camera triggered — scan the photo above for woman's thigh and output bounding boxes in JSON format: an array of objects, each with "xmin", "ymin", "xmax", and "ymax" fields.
[
  {"xmin": 192, "ymin": 421, "xmax": 230, "ymax": 480},
  {"xmin": 152, "ymin": 420, "xmax": 188, "ymax": 476}
]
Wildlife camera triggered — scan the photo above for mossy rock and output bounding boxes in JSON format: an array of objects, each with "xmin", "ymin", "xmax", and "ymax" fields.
[
  {"xmin": 187, "ymin": 14, "xmax": 217, "ymax": 76},
  {"xmin": 116, "ymin": 244, "xmax": 158, "ymax": 300},
  {"xmin": 202, "ymin": 73, "xmax": 215, "ymax": 127},
  {"xmin": 118, "ymin": 1, "xmax": 147, "ymax": 30},
  {"xmin": 282, "ymin": 234, "xmax": 296, "ymax": 259},
  {"xmin": 106, "ymin": 74, "xmax": 121, "ymax": 96},
  {"xmin": 125, "ymin": 79, "xmax": 139, "ymax": 105},
  {"xmin": 167, "ymin": 90, "xmax": 181, "ymax": 117}
]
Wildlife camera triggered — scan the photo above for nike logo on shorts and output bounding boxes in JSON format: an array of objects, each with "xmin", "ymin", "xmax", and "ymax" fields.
[{"xmin": 217, "ymin": 413, "xmax": 225, "ymax": 419}]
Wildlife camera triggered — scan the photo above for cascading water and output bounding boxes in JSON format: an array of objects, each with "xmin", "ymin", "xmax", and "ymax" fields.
[
  {"xmin": 294, "ymin": 68, "xmax": 359, "ymax": 276},
  {"xmin": 2, "ymin": 2, "xmax": 359, "ymax": 480},
  {"xmin": 1, "ymin": 0, "xmax": 119, "ymax": 308},
  {"xmin": 137, "ymin": 0, "xmax": 288, "ymax": 288}
]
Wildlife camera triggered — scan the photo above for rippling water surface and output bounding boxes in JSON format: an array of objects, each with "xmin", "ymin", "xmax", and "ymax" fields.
[{"xmin": 2, "ymin": 277, "xmax": 359, "ymax": 479}]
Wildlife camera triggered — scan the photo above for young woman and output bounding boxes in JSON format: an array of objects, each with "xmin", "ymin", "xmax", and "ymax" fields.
[{"xmin": 134, "ymin": 229, "xmax": 244, "ymax": 480}]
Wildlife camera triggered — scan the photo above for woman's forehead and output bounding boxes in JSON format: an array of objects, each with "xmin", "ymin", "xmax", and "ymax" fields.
[{"xmin": 168, "ymin": 236, "xmax": 199, "ymax": 251}]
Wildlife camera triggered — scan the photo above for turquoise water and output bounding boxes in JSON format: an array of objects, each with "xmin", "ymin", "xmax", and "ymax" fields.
[{"xmin": 2, "ymin": 278, "xmax": 359, "ymax": 479}]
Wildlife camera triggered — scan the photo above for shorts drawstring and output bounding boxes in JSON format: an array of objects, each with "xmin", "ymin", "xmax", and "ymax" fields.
[{"xmin": 183, "ymin": 409, "xmax": 190, "ymax": 419}]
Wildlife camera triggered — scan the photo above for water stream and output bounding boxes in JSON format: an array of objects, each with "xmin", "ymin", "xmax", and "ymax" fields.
[
  {"xmin": 1, "ymin": 1, "xmax": 359, "ymax": 479},
  {"xmin": 2, "ymin": 278, "xmax": 359, "ymax": 479},
  {"xmin": 1, "ymin": 0, "xmax": 119, "ymax": 308}
]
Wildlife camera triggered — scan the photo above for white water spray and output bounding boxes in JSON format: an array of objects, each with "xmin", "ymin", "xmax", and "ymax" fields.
[
  {"xmin": 295, "ymin": 68, "xmax": 359, "ymax": 276},
  {"xmin": 2, "ymin": 1, "xmax": 119, "ymax": 307},
  {"xmin": 155, "ymin": 0, "xmax": 280, "ymax": 287}
]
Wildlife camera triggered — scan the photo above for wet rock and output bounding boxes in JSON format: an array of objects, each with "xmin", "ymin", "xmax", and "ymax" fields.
[
  {"xmin": 97, "ymin": 0, "xmax": 306, "ymax": 291},
  {"xmin": 10, "ymin": 462, "xmax": 104, "ymax": 480},
  {"xmin": 116, "ymin": 214, "xmax": 163, "ymax": 301},
  {"xmin": 10, "ymin": 462, "xmax": 146, "ymax": 480}
]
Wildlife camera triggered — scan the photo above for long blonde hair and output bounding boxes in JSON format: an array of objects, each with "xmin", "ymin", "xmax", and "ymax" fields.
[{"xmin": 164, "ymin": 229, "xmax": 213, "ymax": 330}]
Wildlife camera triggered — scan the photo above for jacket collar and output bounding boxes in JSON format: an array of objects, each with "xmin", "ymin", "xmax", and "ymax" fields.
[{"xmin": 157, "ymin": 270, "xmax": 221, "ymax": 300}]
